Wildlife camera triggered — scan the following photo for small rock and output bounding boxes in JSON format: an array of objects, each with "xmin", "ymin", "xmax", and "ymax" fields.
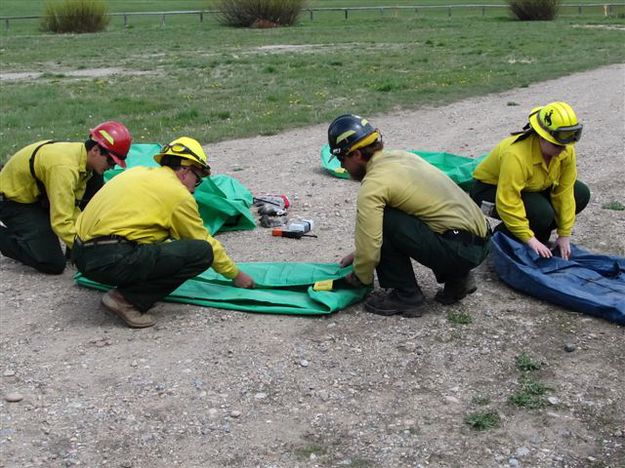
[
  {"xmin": 564, "ymin": 343, "xmax": 576, "ymax": 352},
  {"xmin": 3, "ymin": 370, "xmax": 16, "ymax": 377},
  {"xmin": 254, "ymin": 392, "xmax": 268, "ymax": 400},
  {"xmin": 444, "ymin": 396, "xmax": 460, "ymax": 404},
  {"xmin": 508, "ymin": 458, "xmax": 519, "ymax": 467},
  {"xmin": 230, "ymin": 410, "xmax": 241, "ymax": 418},
  {"xmin": 4, "ymin": 392, "xmax": 23, "ymax": 403},
  {"xmin": 300, "ymin": 360, "xmax": 309, "ymax": 368},
  {"xmin": 516, "ymin": 446, "xmax": 530, "ymax": 457},
  {"xmin": 547, "ymin": 396, "xmax": 561, "ymax": 405}
]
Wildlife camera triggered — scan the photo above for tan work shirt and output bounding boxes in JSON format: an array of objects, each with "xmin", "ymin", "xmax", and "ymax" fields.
[
  {"xmin": 473, "ymin": 134, "xmax": 577, "ymax": 242},
  {"xmin": 354, "ymin": 149, "xmax": 489, "ymax": 284},
  {"xmin": 75, "ymin": 166, "xmax": 239, "ymax": 279},
  {"xmin": 0, "ymin": 141, "xmax": 90, "ymax": 247}
]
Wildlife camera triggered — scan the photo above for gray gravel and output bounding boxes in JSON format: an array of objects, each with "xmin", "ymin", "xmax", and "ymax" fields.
[{"xmin": 1, "ymin": 64, "xmax": 624, "ymax": 467}]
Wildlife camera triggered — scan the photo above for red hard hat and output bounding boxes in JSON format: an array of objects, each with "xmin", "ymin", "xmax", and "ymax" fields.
[{"xmin": 89, "ymin": 121, "xmax": 132, "ymax": 168}]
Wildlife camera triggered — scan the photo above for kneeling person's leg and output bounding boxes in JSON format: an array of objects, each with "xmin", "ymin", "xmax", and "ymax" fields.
[{"xmin": 120, "ymin": 239, "xmax": 213, "ymax": 312}]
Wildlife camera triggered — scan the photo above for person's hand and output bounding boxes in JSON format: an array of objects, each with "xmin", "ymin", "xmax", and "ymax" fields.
[
  {"xmin": 555, "ymin": 236, "xmax": 571, "ymax": 260},
  {"xmin": 233, "ymin": 271, "xmax": 255, "ymax": 289},
  {"xmin": 339, "ymin": 252, "xmax": 355, "ymax": 268},
  {"xmin": 526, "ymin": 237, "xmax": 553, "ymax": 258},
  {"xmin": 344, "ymin": 272, "xmax": 364, "ymax": 288}
]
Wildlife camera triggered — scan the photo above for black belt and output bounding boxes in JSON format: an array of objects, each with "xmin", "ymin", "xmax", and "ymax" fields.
[
  {"xmin": 74, "ymin": 235, "xmax": 134, "ymax": 247},
  {"xmin": 442, "ymin": 227, "xmax": 491, "ymax": 247}
]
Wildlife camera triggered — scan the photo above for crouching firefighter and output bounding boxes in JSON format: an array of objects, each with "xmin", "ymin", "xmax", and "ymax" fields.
[
  {"xmin": 0, "ymin": 121, "xmax": 132, "ymax": 274},
  {"xmin": 72, "ymin": 137, "xmax": 255, "ymax": 328}
]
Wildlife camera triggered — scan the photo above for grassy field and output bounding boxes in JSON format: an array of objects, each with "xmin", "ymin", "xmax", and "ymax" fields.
[{"xmin": 0, "ymin": 1, "xmax": 624, "ymax": 160}]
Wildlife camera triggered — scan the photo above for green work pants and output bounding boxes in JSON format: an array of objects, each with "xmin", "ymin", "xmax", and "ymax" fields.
[
  {"xmin": 469, "ymin": 180, "xmax": 590, "ymax": 243},
  {"xmin": 72, "ymin": 239, "xmax": 213, "ymax": 312},
  {"xmin": 376, "ymin": 208, "xmax": 490, "ymax": 290},
  {"xmin": 0, "ymin": 199, "xmax": 65, "ymax": 274}
]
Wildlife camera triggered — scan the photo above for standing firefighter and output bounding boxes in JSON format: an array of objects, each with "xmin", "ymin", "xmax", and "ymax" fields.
[
  {"xmin": 470, "ymin": 101, "xmax": 590, "ymax": 260},
  {"xmin": 0, "ymin": 121, "xmax": 131, "ymax": 274},
  {"xmin": 72, "ymin": 137, "xmax": 255, "ymax": 328},
  {"xmin": 329, "ymin": 114, "xmax": 491, "ymax": 317}
]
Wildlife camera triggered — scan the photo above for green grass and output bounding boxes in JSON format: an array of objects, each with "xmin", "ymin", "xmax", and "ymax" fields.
[
  {"xmin": 447, "ymin": 311, "xmax": 473, "ymax": 324},
  {"xmin": 515, "ymin": 353, "xmax": 542, "ymax": 372},
  {"xmin": 601, "ymin": 201, "xmax": 625, "ymax": 211},
  {"xmin": 464, "ymin": 410, "xmax": 501, "ymax": 430},
  {"xmin": 508, "ymin": 377, "xmax": 549, "ymax": 408},
  {"xmin": 1, "ymin": 4, "xmax": 624, "ymax": 161}
]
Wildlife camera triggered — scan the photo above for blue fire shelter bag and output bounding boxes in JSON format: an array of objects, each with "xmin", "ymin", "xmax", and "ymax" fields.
[{"xmin": 490, "ymin": 232, "xmax": 625, "ymax": 325}]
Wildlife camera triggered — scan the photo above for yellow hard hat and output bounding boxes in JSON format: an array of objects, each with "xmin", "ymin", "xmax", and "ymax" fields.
[
  {"xmin": 528, "ymin": 101, "xmax": 583, "ymax": 146},
  {"xmin": 154, "ymin": 136, "xmax": 210, "ymax": 176}
]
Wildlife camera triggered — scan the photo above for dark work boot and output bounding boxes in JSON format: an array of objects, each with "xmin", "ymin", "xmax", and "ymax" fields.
[
  {"xmin": 434, "ymin": 271, "xmax": 477, "ymax": 305},
  {"xmin": 364, "ymin": 287, "xmax": 426, "ymax": 317}
]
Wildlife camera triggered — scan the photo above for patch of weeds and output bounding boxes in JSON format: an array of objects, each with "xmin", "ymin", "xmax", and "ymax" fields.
[
  {"xmin": 349, "ymin": 458, "xmax": 375, "ymax": 467},
  {"xmin": 515, "ymin": 353, "xmax": 542, "ymax": 372},
  {"xmin": 263, "ymin": 65, "xmax": 277, "ymax": 73},
  {"xmin": 507, "ymin": 101, "xmax": 519, "ymax": 106},
  {"xmin": 215, "ymin": 111, "xmax": 231, "ymax": 121},
  {"xmin": 471, "ymin": 395, "xmax": 491, "ymax": 406},
  {"xmin": 464, "ymin": 410, "xmax": 501, "ymax": 430},
  {"xmin": 294, "ymin": 444, "xmax": 327, "ymax": 460},
  {"xmin": 447, "ymin": 311, "xmax": 472, "ymax": 324},
  {"xmin": 373, "ymin": 81, "xmax": 398, "ymax": 92},
  {"xmin": 329, "ymin": 60, "xmax": 342, "ymax": 66},
  {"xmin": 601, "ymin": 201, "xmax": 625, "ymax": 211},
  {"xmin": 509, "ymin": 377, "xmax": 549, "ymax": 409},
  {"xmin": 40, "ymin": 72, "xmax": 66, "ymax": 79}
]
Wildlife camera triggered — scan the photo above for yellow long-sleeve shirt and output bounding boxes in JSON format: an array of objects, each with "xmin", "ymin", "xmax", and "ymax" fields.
[
  {"xmin": 0, "ymin": 141, "xmax": 90, "ymax": 247},
  {"xmin": 473, "ymin": 134, "xmax": 577, "ymax": 242},
  {"xmin": 354, "ymin": 149, "xmax": 489, "ymax": 285},
  {"xmin": 75, "ymin": 166, "xmax": 239, "ymax": 279}
]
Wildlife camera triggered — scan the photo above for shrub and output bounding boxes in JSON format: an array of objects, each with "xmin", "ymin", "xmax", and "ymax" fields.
[
  {"xmin": 41, "ymin": 0, "xmax": 110, "ymax": 34},
  {"xmin": 215, "ymin": 0, "xmax": 306, "ymax": 28},
  {"xmin": 507, "ymin": 0, "xmax": 561, "ymax": 21}
]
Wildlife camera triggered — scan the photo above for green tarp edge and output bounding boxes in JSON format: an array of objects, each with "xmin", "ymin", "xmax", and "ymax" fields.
[
  {"xmin": 320, "ymin": 144, "xmax": 487, "ymax": 190},
  {"xmin": 75, "ymin": 262, "xmax": 370, "ymax": 315}
]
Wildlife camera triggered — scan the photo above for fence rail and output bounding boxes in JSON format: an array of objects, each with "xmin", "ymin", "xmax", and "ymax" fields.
[{"xmin": 1, "ymin": 3, "xmax": 623, "ymax": 30}]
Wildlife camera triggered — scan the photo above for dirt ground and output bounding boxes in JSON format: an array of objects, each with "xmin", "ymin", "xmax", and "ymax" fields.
[{"xmin": 1, "ymin": 64, "xmax": 624, "ymax": 468}]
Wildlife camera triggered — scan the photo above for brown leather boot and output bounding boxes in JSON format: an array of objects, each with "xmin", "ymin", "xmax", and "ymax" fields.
[
  {"xmin": 434, "ymin": 271, "xmax": 477, "ymax": 305},
  {"xmin": 101, "ymin": 289, "xmax": 156, "ymax": 328}
]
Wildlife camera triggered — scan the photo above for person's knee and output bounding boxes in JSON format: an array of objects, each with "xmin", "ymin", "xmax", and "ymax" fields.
[
  {"xmin": 574, "ymin": 181, "xmax": 591, "ymax": 214},
  {"xmin": 187, "ymin": 240, "xmax": 213, "ymax": 271},
  {"xmin": 35, "ymin": 258, "xmax": 66, "ymax": 275}
]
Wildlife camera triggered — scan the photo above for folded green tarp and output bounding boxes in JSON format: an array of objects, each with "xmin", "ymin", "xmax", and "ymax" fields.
[
  {"xmin": 104, "ymin": 143, "xmax": 256, "ymax": 234},
  {"xmin": 320, "ymin": 144, "xmax": 486, "ymax": 191},
  {"xmin": 75, "ymin": 262, "xmax": 370, "ymax": 315}
]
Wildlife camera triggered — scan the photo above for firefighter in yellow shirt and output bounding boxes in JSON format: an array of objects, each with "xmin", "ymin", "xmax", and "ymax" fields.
[
  {"xmin": 0, "ymin": 121, "xmax": 132, "ymax": 274},
  {"xmin": 327, "ymin": 114, "xmax": 491, "ymax": 317},
  {"xmin": 470, "ymin": 101, "xmax": 590, "ymax": 260},
  {"xmin": 72, "ymin": 137, "xmax": 255, "ymax": 328}
]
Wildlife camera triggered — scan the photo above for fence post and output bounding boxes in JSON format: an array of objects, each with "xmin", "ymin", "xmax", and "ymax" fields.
[
  {"xmin": 161, "ymin": 14, "xmax": 165, "ymax": 27},
  {"xmin": 344, "ymin": 9, "xmax": 348, "ymax": 20},
  {"xmin": 200, "ymin": 12, "xmax": 203, "ymax": 23},
  {"xmin": 482, "ymin": 6, "xmax": 485, "ymax": 16},
  {"xmin": 448, "ymin": 6, "xmax": 452, "ymax": 17},
  {"xmin": 310, "ymin": 10, "xmax": 313, "ymax": 20},
  {"xmin": 5, "ymin": 18, "xmax": 9, "ymax": 31},
  {"xmin": 124, "ymin": 14, "xmax": 128, "ymax": 28}
]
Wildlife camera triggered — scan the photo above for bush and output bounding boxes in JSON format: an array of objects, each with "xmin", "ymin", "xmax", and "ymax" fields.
[
  {"xmin": 508, "ymin": 0, "xmax": 560, "ymax": 21},
  {"xmin": 215, "ymin": 0, "xmax": 306, "ymax": 28},
  {"xmin": 41, "ymin": 0, "xmax": 110, "ymax": 34}
]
